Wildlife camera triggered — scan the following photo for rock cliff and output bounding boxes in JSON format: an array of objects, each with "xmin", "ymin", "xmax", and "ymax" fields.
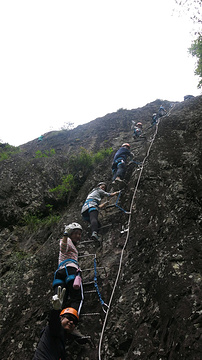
[{"xmin": 0, "ymin": 97, "xmax": 201, "ymax": 359}]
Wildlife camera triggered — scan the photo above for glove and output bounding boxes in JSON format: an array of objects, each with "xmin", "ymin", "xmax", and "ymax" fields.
[{"xmin": 52, "ymin": 286, "xmax": 66, "ymax": 310}]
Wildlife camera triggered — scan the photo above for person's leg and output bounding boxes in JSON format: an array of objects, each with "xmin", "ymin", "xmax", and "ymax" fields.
[
  {"xmin": 89, "ymin": 210, "xmax": 99, "ymax": 233},
  {"xmin": 53, "ymin": 268, "xmax": 68, "ymax": 307},
  {"xmin": 65, "ymin": 267, "xmax": 84, "ymax": 314},
  {"xmin": 112, "ymin": 163, "xmax": 117, "ymax": 181},
  {"xmin": 116, "ymin": 162, "xmax": 126, "ymax": 180}
]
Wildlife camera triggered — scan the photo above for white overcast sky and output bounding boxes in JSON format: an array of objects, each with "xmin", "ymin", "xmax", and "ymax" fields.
[{"xmin": 0, "ymin": 0, "xmax": 201, "ymax": 146}]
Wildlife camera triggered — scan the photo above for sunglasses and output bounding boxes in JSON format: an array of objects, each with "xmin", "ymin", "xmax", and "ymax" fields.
[{"xmin": 62, "ymin": 314, "xmax": 78, "ymax": 325}]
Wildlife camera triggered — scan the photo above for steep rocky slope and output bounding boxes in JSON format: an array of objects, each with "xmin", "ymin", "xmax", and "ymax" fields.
[{"xmin": 0, "ymin": 97, "xmax": 201, "ymax": 359}]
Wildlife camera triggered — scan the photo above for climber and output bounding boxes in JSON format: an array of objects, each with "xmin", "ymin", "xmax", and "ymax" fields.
[
  {"xmin": 112, "ymin": 143, "xmax": 134, "ymax": 183},
  {"xmin": 33, "ymin": 287, "xmax": 79, "ymax": 360},
  {"xmin": 132, "ymin": 122, "xmax": 143, "ymax": 139},
  {"xmin": 151, "ymin": 113, "xmax": 158, "ymax": 126},
  {"xmin": 52, "ymin": 223, "xmax": 84, "ymax": 315},
  {"xmin": 81, "ymin": 182, "xmax": 119, "ymax": 241},
  {"xmin": 157, "ymin": 105, "xmax": 167, "ymax": 118}
]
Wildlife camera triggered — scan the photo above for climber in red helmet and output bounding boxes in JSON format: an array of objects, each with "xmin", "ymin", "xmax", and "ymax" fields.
[{"xmin": 33, "ymin": 288, "xmax": 80, "ymax": 360}]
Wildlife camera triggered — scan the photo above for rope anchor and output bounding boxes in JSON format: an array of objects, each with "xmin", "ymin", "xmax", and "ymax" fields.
[{"xmin": 120, "ymin": 226, "xmax": 129, "ymax": 234}]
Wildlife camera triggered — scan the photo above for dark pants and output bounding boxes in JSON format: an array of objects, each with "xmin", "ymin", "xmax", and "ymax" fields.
[
  {"xmin": 82, "ymin": 209, "xmax": 101, "ymax": 233},
  {"xmin": 53, "ymin": 266, "xmax": 83, "ymax": 314},
  {"xmin": 90, "ymin": 210, "xmax": 101, "ymax": 233},
  {"xmin": 112, "ymin": 161, "xmax": 126, "ymax": 180}
]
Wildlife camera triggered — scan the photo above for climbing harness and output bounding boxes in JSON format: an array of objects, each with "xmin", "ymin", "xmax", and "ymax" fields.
[
  {"xmin": 52, "ymin": 259, "xmax": 78, "ymax": 288},
  {"xmin": 98, "ymin": 106, "xmax": 175, "ymax": 360}
]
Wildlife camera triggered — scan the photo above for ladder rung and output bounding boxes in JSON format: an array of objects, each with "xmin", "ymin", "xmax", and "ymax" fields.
[
  {"xmin": 79, "ymin": 253, "xmax": 96, "ymax": 258},
  {"xmin": 81, "ymin": 312, "xmax": 100, "ymax": 316},
  {"xmin": 80, "ymin": 240, "xmax": 94, "ymax": 244},
  {"xmin": 82, "ymin": 266, "xmax": 106, "ymax": 272},
  {"xmin": 83, "ymin": 281, "xmax": 94, "ymax": 285}
]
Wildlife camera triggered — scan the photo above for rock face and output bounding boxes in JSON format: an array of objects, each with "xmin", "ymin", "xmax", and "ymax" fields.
[{"xmin": 0, "ymin": 97, "xmax": 202, "ymax": 360}]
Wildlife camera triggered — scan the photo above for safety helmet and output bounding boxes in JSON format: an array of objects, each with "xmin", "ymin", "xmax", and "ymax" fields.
[
  {"xmin": 153, "ymin": 113, "xmax": 157, "ymax": 116},
  {"xmin": 122, "ymin": 143, "xmax": 130, "ymax": 148},
  {"xmin": 60, "ymin": 307, "xmax": 79, "ymax": 322},
  {"xmin": 64, "ymin": 223, "xmax": 82, "ymax": 236},
  {"xmin": 97, "ymin": 182, "xmax": 107, "ymax": 190},
  {"xmin": 136, "ymin": 122, "xmax": 142, "ymax": 128}
]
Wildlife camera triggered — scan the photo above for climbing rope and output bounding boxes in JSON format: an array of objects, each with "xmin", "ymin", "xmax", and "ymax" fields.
[{"xmin": 98, "ymin": 106, "xmax": 175, "ymax": 360}]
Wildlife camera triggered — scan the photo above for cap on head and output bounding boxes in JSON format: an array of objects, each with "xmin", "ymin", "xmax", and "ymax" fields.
[
  {"xmin": 136, "ymin": 122, "xmax": 142, "ymax": 128},
  {"xmin": 60, "ymin": 307, "xmax": 79, "ymax": 320},
  {"xmin": 64, "ymin": 223, "xmax": 82, "ymax": 237},
  {"xmin": 122, "ymin": 143, "xmax": 130, "ymax": 149}
]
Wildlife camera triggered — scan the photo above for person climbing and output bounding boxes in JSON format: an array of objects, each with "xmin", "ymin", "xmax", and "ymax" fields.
[
  {"xmin": 132, "ymin": 122, "xmax": 143, "ymax": 139},
  {"xmin": 52, "ymin": 223, "xmax": 84, "ymax": 315},
  {"xmin": 151, "ymin": 113, "xmax": 158, "ymax": 126},
  {"xmin": 33, "ymin": 287, "xmax": 79, "ymax": 360},
  {"xmin": 81, "ymin": 182, "xmax": 119, "ymax": 241},
  {"xmin": 157, "ymin": 105, "xmax": 167, "ymax": 118},
  {"xmin": 112, "ymin": 143, "xmax": 134, "ymax": 183}
]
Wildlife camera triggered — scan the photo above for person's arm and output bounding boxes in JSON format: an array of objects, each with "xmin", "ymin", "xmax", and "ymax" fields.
[
  {"xmin": 49, "ymin": 309, "xmax": 62, "ymax": 337},
  {"xmin": 129, "ymin": 151, "xmax": 134, "ymax": 160},
  {"xmin": 60, "ymin": 226, "xmax": 70, "ymax": 254},
  {"xmin": 110, "ymin": 191, "xmax": 120, "ymax": 197},
  {"xmin": 99, "ymin": 191, "xmax": 120, "ymax": 208},
  {"xmin": 99, "ymin": 201, "xmax": 109, "ymax": 209}
]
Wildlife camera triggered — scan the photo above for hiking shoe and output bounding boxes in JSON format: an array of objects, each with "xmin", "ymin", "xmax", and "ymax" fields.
[
  {"xmin": 115, "ymin": 177, "xmax": 123, "ymax": 183},
  {"xmin": 91, "ymin": 231, "xmax": 98, "ymax": 241}
]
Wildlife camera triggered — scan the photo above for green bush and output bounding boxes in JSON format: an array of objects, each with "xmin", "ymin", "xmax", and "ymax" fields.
[
  {"xmin": 49, "ymin": 174, "xmax": 75, "ymax": 199},
  {"xmin": 92, "ymin": 147, "xmax": 113, "ymax": 164},
  {"xmin": 35, "ymin": 149, "xmax": 56, "ymax": 158},
  {"xmin": 0, "ymin": 144, "xmax": 20, "ymax": 161},
  {"xmin": 23, "ymin": 212, "xmax": 60, "ymax": 230},
  {"xmin": 69, "ymin": 146, "xmax": 113, "ymax": 174}
]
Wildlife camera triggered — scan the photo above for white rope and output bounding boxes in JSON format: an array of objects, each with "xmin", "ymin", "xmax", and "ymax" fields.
[{"xmin": 98, "ymin": 105, "xmax": 175, "ymax": 359}]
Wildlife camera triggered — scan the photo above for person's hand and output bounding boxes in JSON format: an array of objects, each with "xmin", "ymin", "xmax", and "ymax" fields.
[
  {"xmin": 64, "ymin": 225, "xmax": 69, "ymax": 236},
  {"xmin": 52, "ymin": 286, "xmax": 66, "ymax": 310}
]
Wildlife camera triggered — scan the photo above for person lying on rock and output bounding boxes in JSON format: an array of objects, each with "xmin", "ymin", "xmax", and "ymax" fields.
[
  {"xmin": 33, "ymin": 287, "xmax": 79, "ymax": 360},
  {"xmin": 112, "ymin": 143, "xmax": 134, "ymax": 184},
  {"xmin": 52, "ymin": 223, "xmax": 84, "ymax": 315},
  {"xmin": 81, "ymin": 182, "xmax": 119, "ymax": 241}
]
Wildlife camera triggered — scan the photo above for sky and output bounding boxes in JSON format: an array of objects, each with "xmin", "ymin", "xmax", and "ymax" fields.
[{"xmin": 0, "ymin": 0, "xmax": 201, "ymax": 147}]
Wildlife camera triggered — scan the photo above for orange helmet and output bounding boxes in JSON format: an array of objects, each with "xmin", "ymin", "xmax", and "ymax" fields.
[
  {"xmin": 136, "ymin": 122, "xmax": 142, "ymax": 128},
  {"xmin": 60, "ymin": 307, "xmax": 79, "ymax": 320},
  {"xmin": 122, "ymin": 143, "xmax": 130, "ymax": 148}
]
